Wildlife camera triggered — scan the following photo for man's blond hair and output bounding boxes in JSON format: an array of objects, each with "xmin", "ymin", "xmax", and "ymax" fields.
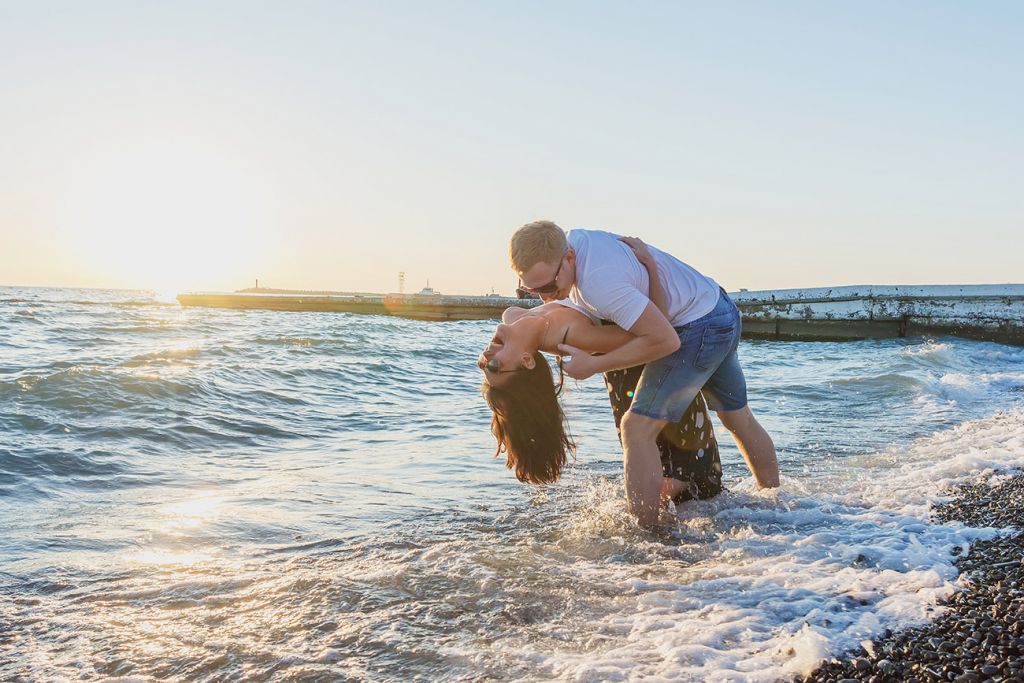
[{"xmin": 509, "ymin": 220, "xmax": 567, "ymax": 273}]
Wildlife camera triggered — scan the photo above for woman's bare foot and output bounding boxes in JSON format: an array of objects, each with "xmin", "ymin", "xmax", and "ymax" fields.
[{"xmin": 660, "ymin": 477, "xmax": 684, "ymax": 507}]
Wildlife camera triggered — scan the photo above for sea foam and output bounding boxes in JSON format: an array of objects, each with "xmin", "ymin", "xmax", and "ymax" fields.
[{"xmin": 477, "ymin": 409, "xmax": 1024, "ymax": 682}]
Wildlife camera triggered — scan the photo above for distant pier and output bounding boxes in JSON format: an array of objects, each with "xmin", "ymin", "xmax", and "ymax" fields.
[
  {"xmin": 177, "ymin": 285, "xmax": 1024, "ymax": 346},
  {"xmin": 176, "ymin": 291, "xmax": 527, "ymax": 320}
]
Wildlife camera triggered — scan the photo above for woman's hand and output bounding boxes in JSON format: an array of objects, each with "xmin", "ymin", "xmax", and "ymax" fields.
[
  {"xmin": 621, "ymin": 235, "xmax": 669, "ymax": 318},
  {"xmin": 619, "ymin": 236, "xmax": 654, "ymax": 269},
  {"xmin": 557, "ymin": 343, "xmax": 599, "ymax": 381}
]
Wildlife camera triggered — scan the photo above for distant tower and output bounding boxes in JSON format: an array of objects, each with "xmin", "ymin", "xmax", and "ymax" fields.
[
  {"xmin": 256, "ymin": 278, "xmax": 259, "ymax": 289},
  {"xmin": 398, "ymin": 271, "xmax": 406, "ymax": 294}
]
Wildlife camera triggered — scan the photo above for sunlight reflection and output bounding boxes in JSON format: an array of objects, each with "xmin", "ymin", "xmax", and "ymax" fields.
[
  {"xmin": 161, "ymin": 495, "xmax": 224, "ymax": 530},
  {"xmin": 132, "ymin": 549, "xmax": 210, "ymax": 566},
  {"xmin": 153, "ymin": 289, "xmax": 182, "ymax": 305},
  {"xmin": 120, "ymin": 342, "xmax": 204, "ymax": 380}
]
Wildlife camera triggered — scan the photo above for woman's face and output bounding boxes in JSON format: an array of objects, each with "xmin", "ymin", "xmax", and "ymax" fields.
[{"xmin": 478, "ymin": 319, "xmax": 538, "ymax": 386}]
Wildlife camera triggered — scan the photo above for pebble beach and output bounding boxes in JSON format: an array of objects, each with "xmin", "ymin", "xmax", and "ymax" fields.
[{"xmin": 804, "ymin": 473, "xmax": 1024, "ymax": 683}]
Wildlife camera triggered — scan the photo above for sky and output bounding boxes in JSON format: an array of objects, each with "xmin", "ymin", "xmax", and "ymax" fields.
[{"xmin": 1, "ymin": 1, "xmax": 1021, "ymax": 296}]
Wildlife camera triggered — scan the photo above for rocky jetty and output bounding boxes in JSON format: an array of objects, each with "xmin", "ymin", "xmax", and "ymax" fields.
[{"xmin": 802, "ymin": 473, "xmax": 1024, "ymax": 683}]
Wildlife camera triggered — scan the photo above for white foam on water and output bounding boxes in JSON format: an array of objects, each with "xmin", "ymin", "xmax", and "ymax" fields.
[
  {"xmin": 886, "ymin": 340, "xmax": 1024, "ymax": 413},
  {"xmin": 975, "ymin": 344, "xmax": 1024, "ymax": 365},
  {"xmin": 908, "ymin": 368, "xmax": 1024, "ymax": 416},
  {"xmin": 900, "ymin": 340, "xmax": 957, "ymax": 363},
  {"xmin": 902, "ymin": 340, "xmax": 1024, "ymax": 369},
  {"xmin": 938, "ymin": 370, "xmax": 1024, "ymax": 398},
  {"xmin": 460, "ymin": 409, "xmax": 1024, "ymax": 682}
]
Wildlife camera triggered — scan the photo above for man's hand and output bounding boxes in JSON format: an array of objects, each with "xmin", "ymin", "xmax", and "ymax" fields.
[{"xmin": 557, "ymin": 343, "xmax": 600, "ymax": 380}]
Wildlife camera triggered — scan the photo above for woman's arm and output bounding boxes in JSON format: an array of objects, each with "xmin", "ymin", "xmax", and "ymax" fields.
[
  {"xmin": 619, "ymin": 236, "xmax": 668, "ymax": 318},
  {"xmin": 567, "ymin": 319, "xmax": 634, "ymax": 354},
  {"xmin": 537, "ymin": 305, "xmax": 634, "ymax": 355}
]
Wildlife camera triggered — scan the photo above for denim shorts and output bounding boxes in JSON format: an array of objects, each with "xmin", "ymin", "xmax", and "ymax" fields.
[{"xmin": 628, "ymin": 290, "xmax": 748, "ymax": 420}]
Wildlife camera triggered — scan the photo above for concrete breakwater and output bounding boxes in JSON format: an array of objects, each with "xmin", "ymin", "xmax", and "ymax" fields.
[
  {"xmin": 733, "ymin": 285, "xmax": 1024, "ymax": 345},
  {"xmin": 175, "ymin": 291, "xmax": 527, "ymax": 320},
  {"xmin": 177, "ymin": 284, "xmax": 1024, "ymax": 345}
]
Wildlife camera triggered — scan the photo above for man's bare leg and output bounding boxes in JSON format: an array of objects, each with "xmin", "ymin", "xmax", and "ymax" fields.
[
  {"xmin": 620, "ymin": 411, "xmax": 670, "ymax": 528},
  {"xmin": 717, "ymin": 405, "xmax": 780, "ymax": 488}
]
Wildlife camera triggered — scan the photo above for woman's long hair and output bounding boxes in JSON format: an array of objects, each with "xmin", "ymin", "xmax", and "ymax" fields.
[{"xmin": 482, "ymin": 351, "xmax": 575, "ymax": 484}]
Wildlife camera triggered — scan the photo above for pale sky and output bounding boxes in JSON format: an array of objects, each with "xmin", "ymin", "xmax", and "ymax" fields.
[{"xmin": 2, "ymin": 1, "xmax": 1021, "ymax": 295}]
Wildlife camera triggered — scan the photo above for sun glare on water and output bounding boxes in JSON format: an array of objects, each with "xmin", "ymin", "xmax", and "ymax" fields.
[
  {"xmin": 124, "ymin": 495, "xmax": 225, "ymax": 566},
  {"xmin": 160, "ymin": 494, "xmax": 225, "ymax": 531}
]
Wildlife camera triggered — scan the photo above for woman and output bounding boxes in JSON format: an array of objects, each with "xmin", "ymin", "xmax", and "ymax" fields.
[{"xmin": 480, "ymin": 238, "xmax": 723, "ymax": 507}]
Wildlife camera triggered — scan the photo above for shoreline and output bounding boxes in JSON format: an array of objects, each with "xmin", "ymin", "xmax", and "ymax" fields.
[{"xmin": 802, "ymin": 473, "xmax": 1024, "ymax": 683}]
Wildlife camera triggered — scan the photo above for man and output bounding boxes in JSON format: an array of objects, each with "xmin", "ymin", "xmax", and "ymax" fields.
[{"xmin": 510, "ymin": 220, "xmax": 779, "ymax": 528}]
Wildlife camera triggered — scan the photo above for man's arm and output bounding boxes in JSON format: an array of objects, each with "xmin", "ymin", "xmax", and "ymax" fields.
[{"xmin": 559, "ymin": 302, "xmax": 679, "ymax": 380}]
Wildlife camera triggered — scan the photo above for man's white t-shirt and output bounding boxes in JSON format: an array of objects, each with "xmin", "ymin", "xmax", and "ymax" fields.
[{"xmin": 566, "ymin": 229, "xmax": 721, "ymax": 331}]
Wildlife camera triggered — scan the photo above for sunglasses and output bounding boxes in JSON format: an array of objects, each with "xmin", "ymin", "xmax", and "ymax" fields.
[
  {"xmin": 520, "ymin": 251, "xmax": 567, "ymax": 295},
  {"xmin": 478, "ymin": 355, "xmax": 530, "ymax": 374}
]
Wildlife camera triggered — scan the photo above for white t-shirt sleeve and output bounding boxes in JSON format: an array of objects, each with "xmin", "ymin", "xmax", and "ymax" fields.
[{"xmin": 580, "ymin": 266, "xmax": 651, "ymax": 331}]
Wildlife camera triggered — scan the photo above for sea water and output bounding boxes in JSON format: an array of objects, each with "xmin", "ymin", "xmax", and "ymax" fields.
[{"xmin": 1, "ymin": 286, "xmax": 1023, "ymax": 681}]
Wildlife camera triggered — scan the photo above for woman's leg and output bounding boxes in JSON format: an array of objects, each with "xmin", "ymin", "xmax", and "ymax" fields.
[{"xmin": 603, "ymin": 366, "xmax": 723, "ymax": 505}]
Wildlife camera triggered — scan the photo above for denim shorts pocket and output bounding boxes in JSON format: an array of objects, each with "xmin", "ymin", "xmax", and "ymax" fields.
[{"xmin": 694, "ymin": 323, "xmax": 736, "ymax": 370}]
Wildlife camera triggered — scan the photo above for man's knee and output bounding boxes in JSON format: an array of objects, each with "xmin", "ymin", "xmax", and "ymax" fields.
[{"xmin": 621, "ymin": 411, "xmax": 667, "ymax": 445}]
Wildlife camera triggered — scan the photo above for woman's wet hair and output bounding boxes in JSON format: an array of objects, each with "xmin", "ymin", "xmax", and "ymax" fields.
[{"xmin": 482, "ymin": 351, "xmax": 574, "ymax": 484}]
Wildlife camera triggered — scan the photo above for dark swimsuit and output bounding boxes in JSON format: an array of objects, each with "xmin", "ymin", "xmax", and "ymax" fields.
[{"xmin": 603, "ymin": 365, "xmax": 724, "ymax": 504}]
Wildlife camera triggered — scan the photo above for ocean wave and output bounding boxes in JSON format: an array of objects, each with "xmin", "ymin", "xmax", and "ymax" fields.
[
  {"xmin": 4, "ymin": 289, "xmax": 1024, "ymax": 682},
  {"xmin": 938, "ymin": 370, "xmax": 1024, "ymax": 400},
  {"xmin": 829, "ymin": 372, "xmax": 927, "ymax": 391},
  {"xmin": 0, "ymin": 296, "xmax": 177, "ymax": 308},
  {"xmin": 252, "ymin": 336, "xmax": 358, "ymax": 348},
  {"xmin": 91, "ymin": 322, "xmax": 188, "ymax": 335},
  {"xmin": 112, "ymin": 300, "xmax": 180, "ymax": 308},
  {"xmin": 120, "ymin": 347, "xmax": 204, "ymax": 368},
  {"xmin": 900, "ymin": 340, "xmax": 956, "ymax": 361},
  {"xmin": 0, "ymin": 445, "xmax": 132, "ymax": 486}
]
